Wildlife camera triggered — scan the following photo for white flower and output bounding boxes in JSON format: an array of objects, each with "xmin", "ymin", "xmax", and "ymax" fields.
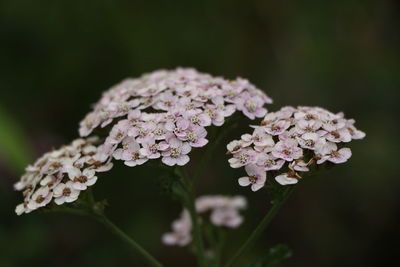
[
  {"xmin": 275, "ymin": 173, "xmax": 298, "ymax": 185},
  {"xmin": 27, "ymin": 186, "xmax": 53, "ymax": 210},
  {"xmin": 53, "ymin": 181, "xmax": 81, "ymax": 205},
  {"xmin": 68, "ymin": 168, "xmax": 98, "ymax": 190}
]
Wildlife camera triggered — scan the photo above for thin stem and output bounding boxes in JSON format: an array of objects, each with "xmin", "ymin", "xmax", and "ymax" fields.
[
  {"xmin": 47, "ymin": 192, "xmax": 163, "ymax": 267},
  {"xmin": 176, "ymin": 167, "xmax": 207, "ymax": 267},
  {"xmin": 94, "ymin": 213, "xmax": 163, "ymax": 267},
  {"xmin": 224, "ymin": 186, "xmax": 295, "ymax": 267}
]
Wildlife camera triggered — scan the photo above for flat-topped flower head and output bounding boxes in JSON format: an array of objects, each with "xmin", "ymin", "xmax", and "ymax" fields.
[
  {"xmin": 162, "ymin": 195, "xmax": 247, "ymax": 247},
  {"xmin": 79, "ymin": 68, "xmax": 273, "ymax": 168},
  {"xmin": 228, "ymin": 106, "xmax": 365, "ymax": 190},
  {"xmin": 14, "ymin": 137, "xmax": 113, "ymax": 215}
]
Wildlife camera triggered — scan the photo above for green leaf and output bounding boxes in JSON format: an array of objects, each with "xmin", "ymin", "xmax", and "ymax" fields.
[
  {"xmin": 245, "ymin": 244, "xmax": 292, "ymax": 267},
  {"xmin": 0, "ymin": 107, "xmax": 33, "ymax": 173}
]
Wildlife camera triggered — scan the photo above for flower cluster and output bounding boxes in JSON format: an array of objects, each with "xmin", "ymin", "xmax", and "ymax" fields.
[
  {"xmin": 14, "ymin": 137, "xmax": 113, "ymax": 215},
  {"xmin": 79, "ymin": 68, "xmax": 272, "ymax": 167},
  {"xmin": 162, "ymin": 195, "xmax": 247, "ymax": 246},
  {"xmin": 227, "ymin": 106, "xmax": 365, "ymax": 190}
]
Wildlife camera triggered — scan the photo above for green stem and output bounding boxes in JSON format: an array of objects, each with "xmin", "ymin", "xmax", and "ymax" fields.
[
  {"xmin": 48, "ymin": 193, "xmax": 163, "ymax": 267},
  {"xmin": 224, "ymin": 186, "xmax": 295, "ymax": 267},
  {"xmin": 94, "ymin": 213, "xmax": 163, "ymax": 267},
  {"xmin": 176, "ymin": 167, "xmax": 207, "ymax": 267}
]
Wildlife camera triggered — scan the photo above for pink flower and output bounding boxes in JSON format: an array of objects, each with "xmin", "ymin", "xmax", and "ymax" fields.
[
  {"xmin": 241, "ymin": 128, "xmax": 274, "ymax": 147},
  {"xmin": 162, "ymin": 210, "xmax": 192, "ymax": 247},
  {"xmin": 184, "ymin": 125, "xmax": 208, "ymax": 147},
  {"xmin": 316, "ymin": 143, "xmax": 352, "ymax": 164},
  {"xmin": 238, "ymin": 164, "xmax": 266, "ymax": 192},
  {"xmin": 127, "ymin": 122, "xmax": 157, "ymax": 144},
  {"xmin": 236, "ymin": 93, "xmax": 267, "ymax": 120},
  {"xmin": 210, "ymin": 209, "xmax": 243, "ymax": 228},
  {"xmin": 290, "ymin": 160, "xmax": 309, "ymax": 172},
  {"xmin": 162, "ymin": 138, "xmax": 191, "ymax": 166},
  {"xmin": 325, "ymin": 128, "xmax": 352, "ymax": 143},
  {"xmin": 265, "ymin": 120, "xmax": 291, "ymax": 135},
  {"xmin": 297, "ymin": 132, "xmax": 326, "ymax": 150},
  {"xmin": 183, "ymin": 109, "xmax": 212, "ymax": 127},
  {"xmin": 165, "ymin": 117, "xmax": 190, "ymax": 139},
  {"xmin": 228, "ymin": 148, "xmax": 257, "ymax": 168},
  {"xmin": 272, "ymin": 139, "xmax": 303, "ymax": 161},
  {"xmin": 256, "ymin": 153, "xmax": 285, "ymax": 171},
  {"xmin": 106, "ymin": 120, "xmax": 130, "ymax": 145},
  {"xmin": 140, "ymin": 140, "xmax": 169, "ymax": 159},
  {"xmin": 226, "ymin": 140, "xmax": 244, "ymax": 154},
  {"xmin": 114, "ymin": 140, "xmax": 148, "ymax": 167},
  {"xmin": 295, "ymin": 119, "xmax": 322, "ymax": 134}
]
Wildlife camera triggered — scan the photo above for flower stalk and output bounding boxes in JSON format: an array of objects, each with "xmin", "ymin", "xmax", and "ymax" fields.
[
  {"xmin": 224, "ymin": 186, "xmax": 295, "ymax": 267},
  {"xmin": 175, "ymin": 167, "xmax": 207, "ymax": 267},
  {"xmin": 94, "ymin": 213, "xmax": 163, "ymax": 267}
]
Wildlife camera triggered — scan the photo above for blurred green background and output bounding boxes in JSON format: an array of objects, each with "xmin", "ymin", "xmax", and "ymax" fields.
[{"xmin": 1, "ymin": 0, "xmax": 399, "ymax": 266}]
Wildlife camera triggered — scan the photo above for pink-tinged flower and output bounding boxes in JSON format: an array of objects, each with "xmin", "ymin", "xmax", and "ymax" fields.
[
  {"xmin": 210, "ymin": 209, "xmax": 243, "ymax": 228},
  {"xmin": 175, "ymin": 84, "xmax": 199, "ymax": 99},
  {"xmin": 275, "ymin": 173, "xmax": 298, "ymax": 185},
  {"xmin": 290, "ymin": 160, "xmax": 309, "ymax": 172},
  {"xmin": 211, "ymin": 96, "xmax": 236, "ymax": 117},
  {"xmin": 295, "ymin": 119, "xmax": 322, "ymax": 134},
  {"xmin": 318, "ymin": 147, "xmax": 352, "ymax": 164},
  {"xmin": 127, "ymin": 122, "xmax": 157, "ymax": 144},
  {"xmin": 113, "ymin": 137, "xmax": 137, "ymax": 160},
  {"xmin": 265, "ymin": 120, "xmax": 291, "ymax": 135},
  {"xmin": 67, "ymin": 167, "xmax": 98, "ymax": 190},
  {"xmin": 162, "ymin": 210, "xmax": 192, "ymax": 247},
  {"xmin": 226, "ymin": 140, "xmax": 244, "ymax": 154},
  {"xmin": 228, "ymin": 148, "xmax": 257, "ymax": 168},
  {"xmin": 154, "ymin": 91, "xmax": 179, "ymax": 111},
  {"xmin": 122, "ymin": 142, "xmax": 149, "ymax": 167},
  {"xmin": 346, "ymin": 120, "xmax": 366, "ymax": 140},
  {"xmin": 238, "ymin": 164, "xmax": 266, "ymax": 192},
  {"xmin": 106, "ymin": 120, "xmax": 130, "ymax": 145},
  {"xmin": 294, "ymin": 109, "xmax": 321, "ymax": 122},
  {"xmin": 184, "ymin": 125, "xmax": 208, "ymax": 147},
  {"xmin": 27, "ymin": 186, "xmax": 53, "ymax": 210},
  {"xmin": 165, "ymin": 117, "xmax": 190, "ymax": 139},
  {"xmin": 127, "ymin": 110, "xmax": 142, "ymax": 125},
  {"xmin": 183, "ymin": 109, "xmax": 212, "ymax": 127},
  {"xmin": 325, "ymin": 128, "xmax": 352, "ymax": 143},
  {"xmin": 162, "ymin": 138, "xmax": 191, "ymax": 166},
  {"xmin": 204, "ymin": 105, "xmax": 225, "ymax": 126},
  {"xmin": 314, "ymin": 141, "xmax": 337, "ymax": 157},
  {"xmin": 297, "ymin": 132, "xmax": 326, "ymax": 150},
  {"xmin": 322, "ymin": 118, "xmax": 346, "ymax": 132},
  {"xmin": 140, "ymin": 140, "xmax": 169, "ymax": 159},
  {"xmin": 53, "ymin": 181, "xmax": 81, "ymax": 205},
  {"xmin": 256, "ymin": 153, "xmax": 285, "ymax": 171},
  {"xmin": 278, "ymin": 127, "xmax": 300, "ymax": 142},
  {"xmin": 272, "ymin": 139, "xmax": 303, "ymax": 161},
  {"xmin": 236, "ymin": 93, "xmax": 267, "ymax": 120},
  {"xmin": 241, "ymin": 128, "xmax": 274, "ymax": 147}
]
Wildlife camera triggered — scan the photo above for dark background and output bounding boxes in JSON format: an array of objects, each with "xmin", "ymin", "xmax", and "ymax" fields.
[{"xmin": 0, "ymin": 0, "xmax": 399, "ymax": 266}]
